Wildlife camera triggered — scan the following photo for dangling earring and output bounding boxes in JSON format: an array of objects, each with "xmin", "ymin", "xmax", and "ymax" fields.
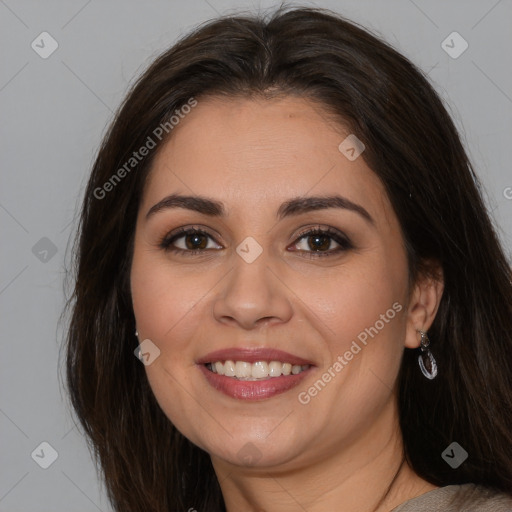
[{"xmin": 417, "ymin": 329, "xmax": 437, "ymax": 380}]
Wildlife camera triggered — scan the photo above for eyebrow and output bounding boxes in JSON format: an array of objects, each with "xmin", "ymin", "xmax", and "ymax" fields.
[{"xmin": 145, "ymin": 193, "xmax": 374, "ymax": 225}]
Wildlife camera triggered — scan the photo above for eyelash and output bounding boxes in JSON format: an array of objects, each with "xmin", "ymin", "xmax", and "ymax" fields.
[{"xmin": 158, "ymin": 226, "xmax": 353, "ymax": 258}]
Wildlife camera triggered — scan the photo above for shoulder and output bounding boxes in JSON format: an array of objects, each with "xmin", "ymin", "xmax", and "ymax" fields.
[{"xmin": 392, "ymin": 483, "xmax": 512, "ymax": 512}]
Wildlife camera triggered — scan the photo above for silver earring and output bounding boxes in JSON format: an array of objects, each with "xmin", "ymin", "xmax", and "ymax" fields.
[
  {"xmin": 135, "ymin": 330, "xmax": 139, "ymax": 337},
  {"xmin": 417, "ymin": 330, "xmax": 437, "ymax": 380}
]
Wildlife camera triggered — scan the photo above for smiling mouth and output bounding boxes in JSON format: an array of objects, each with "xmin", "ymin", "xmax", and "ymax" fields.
[{"xmin": 205, "ymin": 360, "xmax": 311, "ymax": 380}]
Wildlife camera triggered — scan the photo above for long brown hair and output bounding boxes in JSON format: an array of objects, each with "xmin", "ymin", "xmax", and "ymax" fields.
[{"xmin": 62, "ymin": 6, "xmax": 512, "ymax": 510}]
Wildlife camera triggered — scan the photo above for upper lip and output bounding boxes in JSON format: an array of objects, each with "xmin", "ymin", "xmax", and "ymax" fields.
[{"xmin": 196, "ymin": 347, "xmax": 314, "ymax": 366}]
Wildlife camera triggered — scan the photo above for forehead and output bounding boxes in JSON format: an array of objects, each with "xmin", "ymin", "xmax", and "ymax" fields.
[{"xmin": 143, "ymin": 95, "xmax": 390, "ymax": 222}]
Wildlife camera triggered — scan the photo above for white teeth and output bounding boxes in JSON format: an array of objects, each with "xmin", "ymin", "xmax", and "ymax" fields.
[
  {"xmin": 252, "ymin": 361, "xmax": 268, "ymax": 378},
  {"xmin": 268, "ymin": 361, "xmax": 282, "ymax": 377},
  {"xmin": 223, "ymin": 360, "xmax": 236, "ymax": 377},
  {"xmin": 206, "ymin": 360, "xmax": 310, "ymax": 379},
  {"xmin": 291, "ymin": 364, "xmax": 302, "ymax": 375},
  {"xmin": 235, "ymin": 361, "xmax": 252, "ymax": 378}
]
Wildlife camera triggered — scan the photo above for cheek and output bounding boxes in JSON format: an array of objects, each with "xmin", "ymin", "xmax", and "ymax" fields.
[
  {"xmin": 292, "ymin": 260, "xmax": 408, "ymax": 421},
  {"xmin": 131, "ymin": 253, "xmax": 208, "ymax": 346},
  {"xmin": 288, "ymin": 256, "xmax": 406, "ymax": 354},
  {"xmin": 293, "ymin": 261, "xmax": 406, "ymax": 431},
  {"xmin": 130, "ymin": 254, "xmax": 211, "ymax": 444}
]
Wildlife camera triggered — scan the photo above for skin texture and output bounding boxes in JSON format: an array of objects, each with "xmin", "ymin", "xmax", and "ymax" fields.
[{"xmin": 130, "ymin": 95, "xmax": 444, "ymax": 511}]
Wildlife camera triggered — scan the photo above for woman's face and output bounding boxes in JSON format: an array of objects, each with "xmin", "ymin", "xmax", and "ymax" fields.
[{"xmin": 130, "ymin": 95, "xmax": 420, "ymax": 471}]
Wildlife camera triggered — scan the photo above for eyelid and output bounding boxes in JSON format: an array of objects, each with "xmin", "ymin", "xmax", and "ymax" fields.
[
  {"xmin": 158, "ymin": 225, "xmax": 222, "ymax": 251},
  {"xmin": 159, "ymin": 224, "xmax": 353, "ymax": 256},
  {"xmin": 290, "ymin": 225, "xmax": 353, "ymax": 255}
]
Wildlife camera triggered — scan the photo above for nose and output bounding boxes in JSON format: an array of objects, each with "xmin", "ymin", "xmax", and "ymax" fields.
[{"xmin": 212, "ymin": 250, "xmax": 293, "ymax": 330}]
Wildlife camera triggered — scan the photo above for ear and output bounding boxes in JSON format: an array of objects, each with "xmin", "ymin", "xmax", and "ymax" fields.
[{"xmin": 404, "ymin": 263, "xmax": 444, "ymax": 349}]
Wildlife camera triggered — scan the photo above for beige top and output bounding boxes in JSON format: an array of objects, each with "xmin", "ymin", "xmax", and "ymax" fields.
[{"xmin": 391, "ymin": 483, "xmax": 512, "ymax": 511}]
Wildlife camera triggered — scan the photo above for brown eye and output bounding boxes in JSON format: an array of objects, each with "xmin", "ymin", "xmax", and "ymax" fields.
[
  {"xmin": 306, "ymin": 233, "xmax": 331, "ymax": 251},
  {"xmin": 290, "ymin": 227, "xmax": 353, "ymax": 258},
  {"xmin": 184, "ymin": 232, "xmax": 208, "ymax": 250},
  {"xmin": 159, "ymin": 228, "xmax": 222, "ymax": 254}
]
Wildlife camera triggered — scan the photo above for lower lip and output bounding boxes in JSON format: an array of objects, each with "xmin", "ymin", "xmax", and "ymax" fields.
[{"xmin": 198, "ymin": 364, "xmax": 313, "ymax": 401}]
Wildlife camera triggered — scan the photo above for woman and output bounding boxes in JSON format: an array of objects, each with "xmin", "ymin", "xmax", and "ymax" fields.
[{"xmin": 64, "ymin": 6, "xmax": 512, "ymax": 511}]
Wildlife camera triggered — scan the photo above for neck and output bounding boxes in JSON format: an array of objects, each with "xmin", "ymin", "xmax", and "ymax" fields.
[{"xmin": 211, "ymin": 399, "xmax": 437, "ymax": 512}]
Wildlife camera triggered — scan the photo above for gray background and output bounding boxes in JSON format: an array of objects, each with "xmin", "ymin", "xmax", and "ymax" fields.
[{"xmin": 1, "ymin": 0, "xmax": 511, "ymax": 510}]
